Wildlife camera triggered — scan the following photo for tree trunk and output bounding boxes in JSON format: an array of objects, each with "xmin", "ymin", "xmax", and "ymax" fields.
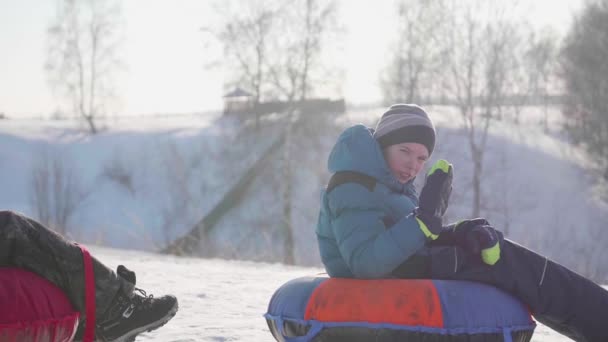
[
  {"xmin": 281, "ymin": 109, "xmax": 296, "ymax": 265},
  {"xmin": 85, "ymin": 115, "xmax": 97, "ymax": 134},
  {"xmin": 472, "ymin": 156, "xmax": 482, "ymax": 218}
]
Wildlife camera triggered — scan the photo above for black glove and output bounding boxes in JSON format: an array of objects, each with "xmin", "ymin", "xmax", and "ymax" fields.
[
  {"xmin": 415, "ymin": 159, "xmax": 453, "ymax": 240},
  {"xmin": 443, "ymin": 218, "xmax": 502, "ymax": 265}
]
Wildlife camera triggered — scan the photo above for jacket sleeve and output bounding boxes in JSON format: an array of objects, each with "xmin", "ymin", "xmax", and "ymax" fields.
[
  {"xmin": 428, "ymin": 223, "xmax": 458, "ymax": 246},
  {"xmin": 328, "ymin": 183, "xmax": 428, "ymax": 279}
]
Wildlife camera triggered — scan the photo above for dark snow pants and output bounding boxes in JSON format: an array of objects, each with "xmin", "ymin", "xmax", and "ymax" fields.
[
  {"xmin": 392, "ymin": 238, "xmax": 608, "ymax": 342},
  {"xmin": 0, "ymin": 210, "xmax": 134, "ymax": 337}
]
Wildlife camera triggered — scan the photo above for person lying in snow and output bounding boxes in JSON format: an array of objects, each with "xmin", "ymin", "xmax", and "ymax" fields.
[
  {"xmin": 0, "ymin": 210, "xmax": 178, "ymax": 342},
  {"xmin": 316, "ymin": 104, "xmax": 608, "ymax": 342}
]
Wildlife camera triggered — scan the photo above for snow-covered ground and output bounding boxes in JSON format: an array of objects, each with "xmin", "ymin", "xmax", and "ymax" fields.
[{"xmin": 91, "ymin": 245, "xmax": 578, "ymax": 342}]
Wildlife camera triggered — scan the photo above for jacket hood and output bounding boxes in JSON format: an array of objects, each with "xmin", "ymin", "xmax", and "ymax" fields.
[{"xmin": 327, "ymin": 124, "xmax": 414, "ymax": 193}]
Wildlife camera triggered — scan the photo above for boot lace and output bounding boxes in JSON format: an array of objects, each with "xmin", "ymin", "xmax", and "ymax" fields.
[{"xmin": 133, "ymin": 288, "xmax": 155, "ymax": 311}]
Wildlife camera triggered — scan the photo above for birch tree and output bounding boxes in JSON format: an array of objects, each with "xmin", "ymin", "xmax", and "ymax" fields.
[{"xmin": 46, "ymin": 0, "xmax": 123, "ymax": 134}]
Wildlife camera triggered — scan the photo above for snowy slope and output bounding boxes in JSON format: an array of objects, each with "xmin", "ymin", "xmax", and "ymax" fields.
[
  {"xmin": 0, "ymin": 113, "xmax": 279, "ymax": 250},
  {"xmin": 90, "ymin": 245, "xmax": 579, "ymax": 342},
  {"xmin": 0, "ymin": 105, "xmax": 607, "ymax": 281}
]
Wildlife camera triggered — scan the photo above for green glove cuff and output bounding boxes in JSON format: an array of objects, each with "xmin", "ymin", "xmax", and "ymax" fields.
[
  {"xmin": 427, "ymin": 159, "xmax": 451, "ymax": 176},
  {"xmin": 416, "ymin": 217, "xmax": 439, "ymax": 240},
  {"xmin": 481, "ymin": 242, "xmax": 501, "ymax": 265}
]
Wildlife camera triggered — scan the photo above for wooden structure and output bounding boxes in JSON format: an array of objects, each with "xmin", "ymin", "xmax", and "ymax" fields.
[
  {"xmin": 223, "ymin": 86, "xmax": 345, "ymax": 116},
  {"xmin": 223, "ymin": 87, "xmax": 254, "ymax": 115}
]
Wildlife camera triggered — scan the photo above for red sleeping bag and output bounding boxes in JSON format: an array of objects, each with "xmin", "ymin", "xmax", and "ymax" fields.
[{"xmin": 0, "ymin": 267, "xmax": 80, "ymax": 342}]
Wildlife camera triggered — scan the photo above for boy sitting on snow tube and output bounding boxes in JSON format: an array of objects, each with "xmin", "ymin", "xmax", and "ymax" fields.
[{"xmin": 316, "ymin": 104, "xmax": 608, "ymax": 342}]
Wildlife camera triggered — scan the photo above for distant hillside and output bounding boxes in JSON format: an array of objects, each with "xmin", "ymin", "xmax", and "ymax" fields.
[{"xmin": 0, "ymin": 106, "xmax": 606, "ymax": 282}]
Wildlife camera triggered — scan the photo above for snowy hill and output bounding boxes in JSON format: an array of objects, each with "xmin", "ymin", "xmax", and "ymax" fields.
[
  {"xmin": 91, "ymin": 245, "xmax": 581, "ymax": 341},
  {"xmin": 0, "ymin": 106, "xmax": 607, "ymax": 282}
]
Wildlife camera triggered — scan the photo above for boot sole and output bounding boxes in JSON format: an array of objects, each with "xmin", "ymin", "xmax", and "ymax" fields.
[{"xmin": 110, "ymin": 301, "xmax": 179, "ymax": 342}]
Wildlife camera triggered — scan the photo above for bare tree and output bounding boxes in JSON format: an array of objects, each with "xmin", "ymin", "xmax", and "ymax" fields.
[
  {"xmin": 206, "ymin": 0, "xmax": 340, "ymax": 264},
  {"xmin": 561, "ymin": 0, "xmax": 608, "ymax": 183},
  {"xmin": 270, "ymin": 0, "xmax": 339, "ymax": 103},
  {"xmin": 29, "ymin": 151, "xmax": 88, "ymax": 235},
  {"xmin": 209, "ymin": 0, "xmax": 339, "ymax": 104},
  {"xmin": 205, "ymin": 1, "xmax": 280, "ymax": 129},
  {"xmin": 210, "ymin": 0, "xmax": 338, "ymax": 264},
  {"xmin": 524, "ymin": 28, "xmax": 559, "ymax": 131},
  {"xmin": 269, "ymin": 0, "xmax": 339, "ymax": 265},
  {"xmin": 442, "ymin": 0, "xmax": 523, "ymax": 217},
  {"xmin": 46, "ymin": 0, "xmax": 123, "ymax": 134},
  {"xmin": 380, "ymin": 0, "xmax": 448, "ymax": 104}
]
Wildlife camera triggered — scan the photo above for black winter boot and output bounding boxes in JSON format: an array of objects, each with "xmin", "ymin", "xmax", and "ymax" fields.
[{"xmin": 96, "ymin": 287, "xmax": 178, "ymax": 342}]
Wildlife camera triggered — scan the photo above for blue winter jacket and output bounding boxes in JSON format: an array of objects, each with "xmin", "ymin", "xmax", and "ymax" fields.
[{"xmin": 316, "ymin": 124, "xmax": 429, "ymax": 279}]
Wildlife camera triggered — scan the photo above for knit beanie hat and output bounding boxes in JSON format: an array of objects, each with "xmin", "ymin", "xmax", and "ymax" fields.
[{"xmin": 373, "ymin": 104, "xmax": 436, "ymax": 155}]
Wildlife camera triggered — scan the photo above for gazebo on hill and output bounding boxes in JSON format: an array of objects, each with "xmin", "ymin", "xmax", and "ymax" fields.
[
  {"xmin": 223, "ymin": 87, "xmax": 254, "ymax": 115},
  {"xmin": 222, "ymin": 86, "xmax": 345, "ymax": 117}
]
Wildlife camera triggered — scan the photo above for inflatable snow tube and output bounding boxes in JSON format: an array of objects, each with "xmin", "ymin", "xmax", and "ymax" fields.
[
  {"xmin": 0, "ymin": 267, "xmax": 79, "ymax": 342},
  {"xmin": 265, "ymin": 277, "xmax": 536, "ymax": 342}
]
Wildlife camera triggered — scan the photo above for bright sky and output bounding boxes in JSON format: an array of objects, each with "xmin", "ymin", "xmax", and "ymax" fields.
[{"xmin": 0, "ymin": 0, "xmax": 583, "ymax": 118}]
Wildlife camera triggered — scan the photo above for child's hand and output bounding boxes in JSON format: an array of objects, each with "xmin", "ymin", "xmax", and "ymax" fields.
[
  {"xmin": 450, "ymin": 219, "xmax": 502, "ymax": 265},
  {"xmin": 416, "ymin": 159, "xmax": 453, "ymax": 240}
]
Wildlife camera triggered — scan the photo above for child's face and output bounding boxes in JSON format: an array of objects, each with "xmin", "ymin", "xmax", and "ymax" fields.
[{"xmin": 383, "ymin": 142, "xmax": 429, "ymax": 184}]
